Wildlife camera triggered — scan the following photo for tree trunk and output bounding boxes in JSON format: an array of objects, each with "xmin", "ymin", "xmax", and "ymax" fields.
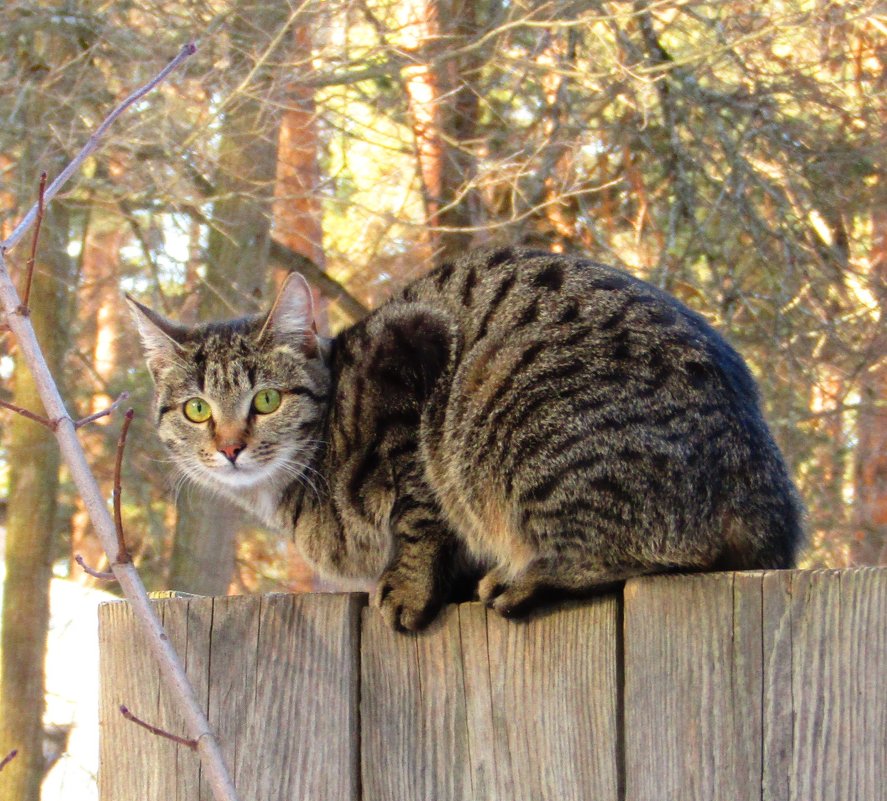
[
  {"xmin": 273, "ymin": 24, "xmax": 325, "ymax": 272},
  {"xmin": 529, "ymin": 28, "xmax": 582, "ymax": 252},
  {"xmin": 0, "ymin": 20, "xmax": 80, "ymax": 796},
  {"xmin": 851, "ymin": 201, "xmax": 887, "ymax": 564},
  {"xmin": 268, "ymin": 22, "xmax": 326, "ymax": 592},
  {"xmin": 273, "ymin": 23, "xmax": 328, "ymax": 331},
  {"xmin": 70, "ymin": 225, "xmax": 127, "ymax": 583},
  {"xmin": 402, "ymin": 0, "xmax": 479, "ymax": 264},
  {"xmin": 0, "ymin": 200, "xmax": 71, "ymax": 801},
  {"xmin": 168, "ymin": 1, "xmax": 287, "ymax": 595}
]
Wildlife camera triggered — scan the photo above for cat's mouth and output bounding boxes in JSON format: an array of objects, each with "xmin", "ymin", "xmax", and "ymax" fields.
[
  {"xmin": 199, "ymin": 449, "xmax": 297, "ymax": 490},
  {"xmin": 201, "ymin": 453, "xmax": 270, "ymax": 488},
  {"xmin": 187, "ymin": 446, "xmax": 312, "ymax": 494}
]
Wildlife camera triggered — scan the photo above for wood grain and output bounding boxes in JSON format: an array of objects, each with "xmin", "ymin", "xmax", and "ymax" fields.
[
  {"xmin": 99, "ymin": 599, "xmax": 206, "ymax": 800},
  {"xmin": 778, "ymin": 569, "xmax": 887, "ymax": 801},
  {"xmin": 241, "ymin": 593, "xmax": 362, "ymax": 801},
  {"xmin": 761, "ymin": 569, "xmax": 794, "ymax": 801},
  {"xmin": 360, "ymin": 602, "xmax": 473, "ymax": 801},
  {"xmin": 361, "ymin": 597, "xmax": 620, "ymax": 801},
  {"xmin": 198, "ymin": 595, "xmax": 260, "ymax": 801},
  {"xmin": 623, "ymin": 572, "xmax": 764, "ymax": 801},
  {"xmin": 478, "ymin": 597, "xmax": 620, "ymax": 801},
  {"xmin": 625, "ymin": 569, "xmax": 887, "ymax": 801},
  {"xmin": 99, "ymin": 593, "xmax": 362, "ymax": 801}
]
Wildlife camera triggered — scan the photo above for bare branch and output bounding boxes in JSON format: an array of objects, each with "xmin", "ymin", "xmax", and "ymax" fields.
[
  {"xmin": 174, "ymin": 168, "xmax": 369, "ymax": 321},
  {"xmin": 119, "ymin": 706, "xmax": 198, "ymax": 751},
  {"xmin": 73, "ymin": 390, "xmax": 130, "ymax": 429},
  {"xmin": 74, "ymin": 554, "xmax": 116, "ymax": 582},
  {"xmin": 2, "ymin": 387, "xmax": 130, "ymax": 433},
  {"xmin": 0, "ymin": 398, "xmax": 56, "ymax": 430},
  {"xmin": 113, "ymin": 408, "xmax": 135, "ymax": 564},
  {"xmin": 1, "ymin": 43, "xmax": 197, "ymax": 255},
  {"xmin": 19, "ymin": 171, "xmax": 47, "ymax": 313},
  {"xmin": 268, "ymin": 240, "xmax": 369, "ymax": 321},
  {"xmin": 0, "ymin": 749, "xmax": 17, "ymax": 773}
]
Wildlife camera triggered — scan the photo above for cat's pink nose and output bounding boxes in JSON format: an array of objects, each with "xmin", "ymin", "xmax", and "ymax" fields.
[{"xmin": 219, "ymin": 442, "xmax": 245, "ymax": 464}]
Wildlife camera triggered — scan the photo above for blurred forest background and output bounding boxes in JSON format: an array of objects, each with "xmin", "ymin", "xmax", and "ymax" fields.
[{"xmin": 0, "ymin": 0, "xmax": 884, "ymax": 797}]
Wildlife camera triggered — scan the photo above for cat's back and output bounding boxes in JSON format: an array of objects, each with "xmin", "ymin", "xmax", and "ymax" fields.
[
  {"xmin": 385, "ymin": 247, "xmax": 800, "ymax": 571},
  {"xmin": 396, "ymin": 247, "xmax": 749, "ymax": 392}
]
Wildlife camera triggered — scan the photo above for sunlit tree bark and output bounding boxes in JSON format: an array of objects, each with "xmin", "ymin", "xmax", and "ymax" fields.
[
  {"xmin": 270, "ymin": 21, "xmax": 324, "ymax": 590},
  {"xmin": 401, "ymin": 0, "xmax": 479, "ymax": 264},
  {"xmin": 851, "ymin": 200, "xmax": 887, "ymax": 565},
  {"xmin": 169, "ymin": 0, "xmax": 287, "ymax": 595},
  {"xmin": 70, "ymin": 224, "xmax": 127, "ymax": 583},
  {"xmin": 0, "ymin": 19, "xmax": 80, "ymax": 797},
  {"xmin": 272, "ymin": 22, "xmax": 327, "ymax": 319}
]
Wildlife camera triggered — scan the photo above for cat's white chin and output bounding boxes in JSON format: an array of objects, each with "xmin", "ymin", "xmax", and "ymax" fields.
[{"xmin": 198, "ymin": 460, "xmax": 277, "ymax": 491}]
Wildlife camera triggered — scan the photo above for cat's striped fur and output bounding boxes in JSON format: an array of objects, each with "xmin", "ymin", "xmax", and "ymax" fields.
[{"xmin": 129, "ymin": 248, "xmax": 804, "ymax": 630}]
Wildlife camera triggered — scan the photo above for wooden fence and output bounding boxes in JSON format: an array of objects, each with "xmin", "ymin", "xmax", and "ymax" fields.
[{"xmin": 98, "ymin": 568, "xmax": 886, "ymax": 800}]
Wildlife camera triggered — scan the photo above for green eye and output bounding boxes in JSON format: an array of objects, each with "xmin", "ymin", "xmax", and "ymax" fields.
[
  {"xmin": 183, "ymin": 397, "xmax": 212, "ymax": 423},
  {"xmin": 253, "ymin": 389, "xmax": 281, "ymax": 414}
]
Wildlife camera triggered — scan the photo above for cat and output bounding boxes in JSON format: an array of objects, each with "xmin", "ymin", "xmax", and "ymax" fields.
[{"xmin": 128, "ymin": 247, "xmax": 804, "ymax": 631}]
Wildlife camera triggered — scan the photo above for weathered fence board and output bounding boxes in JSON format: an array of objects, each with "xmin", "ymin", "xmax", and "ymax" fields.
[
  {"xmin": 98, "ymin": 569, "xmax": 885, "ymax": 801},
  {"xmin": 476, "ymin": 598, "xmax": 619, "ymax": 801},
  {"xmin": 361, "ymin": 603, "xmax": 474, "ymax": 801},
  {"xmin": 98, "ymin": 598, "xmax": 207, "ymax": 799},
  {"xmin": 202, "ymin": 595, "xmax": 261, "ymax": 800},
  {"xmin": 624, "ymin": 568, "xmax": 887, "ymax": 801},
  {"xmin": 781, "ymin": 569, "xmax": 887, "ymax": 801},
  {"xmin": 99, "ymin": 593, "xmax": 362, "ymax": 801},
  {"xmin": 361, "ymin": 598, "xmax": 620, "ymax": 801},
  {"xmin": 624, "ymin": 572, "xmax": 764, "ymax": 801}
]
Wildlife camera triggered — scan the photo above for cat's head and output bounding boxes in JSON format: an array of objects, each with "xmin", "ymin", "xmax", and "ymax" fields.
[{"xmin": 127, "ymin": 274, "xmax": 332, "ymax": 492}]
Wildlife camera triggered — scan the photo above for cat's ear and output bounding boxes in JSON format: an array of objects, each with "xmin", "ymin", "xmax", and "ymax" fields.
[
  {"xmin": 125, "ymin": 295, "xmax": 188, "ymax": 375},
  {"xmin": 258, "ymin": 273, "xmax": 325, "ymax": 358}
]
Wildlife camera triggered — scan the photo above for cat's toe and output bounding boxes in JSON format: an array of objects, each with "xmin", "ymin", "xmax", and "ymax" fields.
[
  {"xmin": 489, "ymin": 586, "xmax": 539, "ymax": 618},
  {"xmin": 477, "ymin": 568, "xmax": 511, "ymax": 605},
  {"xmin": 479, "ymin": 572, "xmax": 541, "ymax": 618},
  {"xmin": 374, "ymin": 576, "xmax": 441, "ymax": 632}
]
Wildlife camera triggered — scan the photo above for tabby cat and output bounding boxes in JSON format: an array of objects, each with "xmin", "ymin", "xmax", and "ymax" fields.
[{"xmin": 128, "ymin": 248, "xmax": 804, "ymax": 631}]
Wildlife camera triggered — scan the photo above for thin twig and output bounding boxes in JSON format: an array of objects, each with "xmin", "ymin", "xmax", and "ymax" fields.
[
  {"xmin": 119, "ymin": 706, "xmax": 198, "ymax": 751},
  {"xmin": 0, "ymin": 749, "xmax": 17, "ymax": 772},
  {"xmin": 1, "ymin": 43, "xmax": 197, "ymax": 255},
  {"xmin": 74, "ymin": 554, "xmax": 116, "ymax": 582},
  {"xmin": 1, "ymin": 390, "xmax": 131, "ymax": 431},
  {"xmin": 73, "ymin": 390, "xmax": 130, "ymax": 429},
  {"xmin": 113, "ymin": 408, "xmax": 135, "ymax": 563},
  {"xmin": 19, "ymin": 172, "xmax": 47, "ymax": 313},
  {"xmin": 0, "ymin": 398, "xmax": 56, "ymax": 430}
]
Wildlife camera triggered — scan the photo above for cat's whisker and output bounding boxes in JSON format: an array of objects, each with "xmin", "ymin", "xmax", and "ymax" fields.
[
  {"xmin": 285, "ymin": 451, "xmax": 330, "ymax": 492},
  {"xmin": 171, "ymin": 474, "xmax": 192, "ymax": 507},
  {"xmin": 289, "ymin": 460, "xmax": 326, "ymax": 498},
  {"xmin": 144, "ymin": 455, "xmax": 179, "ymax": 466},
  {"xmin": 276, "ymin": 460, "xmax": 325, "ymax": 504},
  {"xmin": 171, "ymin": 463, "xmax": 201, "ymax": 505},
  {"xmin": 293, "ymin": 438, "xmax": 329, "ymax": 448}
]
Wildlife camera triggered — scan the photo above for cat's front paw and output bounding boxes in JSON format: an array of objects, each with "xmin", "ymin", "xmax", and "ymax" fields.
[
  {"xmin": 478, "ymin": 568, "xmax": 540, "ymax": 619},
  {"xmin": 373, "ymin": 570, "xmax": 443, "ymax": 632}
]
